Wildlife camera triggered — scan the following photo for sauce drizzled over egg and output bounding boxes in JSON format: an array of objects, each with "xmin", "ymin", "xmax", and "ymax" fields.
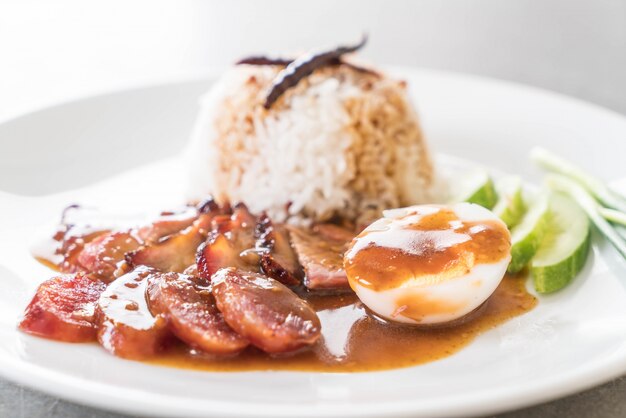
[{"xmin": 345, "ymin": 203, "xmax": 512, "ymax": 325}]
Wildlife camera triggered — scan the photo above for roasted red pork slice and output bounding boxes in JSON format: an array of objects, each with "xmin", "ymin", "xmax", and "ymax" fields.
[
  {"xmin": 53, "ymin": 205, "xmax": 141, "ymax": 275},
  {"xmin": 96, "ymin": 266, "xmax": 171, "ymax": 359},
  {"xmin": 197, "ymin": 203, "xmax": 259, "ymax": 280},
  {"xmin": 147, "ymin": 272, "xmax": 248, "ymax": 355},
  {"xmin": 255, "ymin": 214, "xmax": 302, "ymax": 286},
  {"xmin": 135, "ymin": 199, "xmax": 224, "ymax": 244},
  {"xmin": 54, "ymin": 225, "xmax": 111, "ymax": 273},
  {"xmin": 136, "ymin": 208, "xmax": 198, "ymax": 244},
  {"xmin": 19, "ymin": 273, "xmax": 106, "ymax": 342},
  {"xmin": 313, "ymin": 223, "xmax": 356, "ymax": 243},
  {"xmin": 127, "ymin": 213, "xmax": 213, "ymax": 273},
  {"xmin": 211, "ymin": 268, "xmax": 321, "ymax": 353},
  {"xmin": 77, "ymin": 230, "xmax": 142, "ymax": 281},
  {"xmin": 288, "ymin": 224, "xmax": 354, "ymax": 290}
]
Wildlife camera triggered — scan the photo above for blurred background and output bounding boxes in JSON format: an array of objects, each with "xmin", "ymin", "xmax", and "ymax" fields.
[{"xmin": 1, "ymin": 0, "xmax": 625, "ymax": 121}]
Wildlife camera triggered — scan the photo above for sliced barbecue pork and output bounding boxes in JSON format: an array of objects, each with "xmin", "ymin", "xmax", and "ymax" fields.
[
  {"xmin": 19, "ymin": 272, "xmax": 106, "ymax": 342},
  {"xmin": 146, "ymin": 271, "xmax": 248, "ymax": 355},
  {"xmin": 212, "ymin": 268, "xmax": 321, "ymax": 353},
  {"xmin": 96, "ymin": 266, "xmax": 172, "ymax": 359},
  {"xmin": 288, "ymin": 224, "xmax": 355, "ymax": 290}
]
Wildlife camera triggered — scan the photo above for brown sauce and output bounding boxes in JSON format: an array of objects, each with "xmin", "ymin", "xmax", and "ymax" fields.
[
  {"xmin": 149, "ymin": 274, "xmax": 536, "ymax": 372},
  {"xmin": 394, "ymin": 291, "xmax": 466, "ymax": 321},
  {"xmin": 31, "ymin": 208, "xmax": 535, "ymax": 372},
  {"xmin": 345, "ymin": 206, "xmax": 511, "ymax": 291}
]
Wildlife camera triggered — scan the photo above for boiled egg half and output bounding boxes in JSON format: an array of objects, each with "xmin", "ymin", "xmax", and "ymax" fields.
[{"xmin": 344, "ymin": 203, "xmax": 511, "ymax": 325}]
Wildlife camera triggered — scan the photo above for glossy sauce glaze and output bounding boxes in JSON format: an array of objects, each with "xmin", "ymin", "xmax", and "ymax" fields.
[
  {"xmin": 345, "ymin": 206, "xmax": 511, "ymax": 291},
  {"xmin": 150, "ymin": 274, "xmax": 536, "ymax": 372},
  {"xmin": 31, "ymin": 205, "xmax": 535, "ymax": 372}
]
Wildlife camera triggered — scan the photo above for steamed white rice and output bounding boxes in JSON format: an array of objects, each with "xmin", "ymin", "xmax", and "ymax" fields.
[{"xmin": 185, "ymin": 63, "xmax": 436, "ymax": 224}]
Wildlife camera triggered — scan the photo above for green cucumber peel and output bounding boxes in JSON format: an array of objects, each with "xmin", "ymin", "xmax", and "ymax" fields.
[
  {"xmin": 531, "ymin": 147, "xmax": 626, "ymax": 213},
  {"xmin": 531, "ymin": 192, "xmax": 591, "ymax": 293},
  {"xmin": 507, "ymin": 190, "xmax": 550, "ymax": 274},
  {"xmin": 546, "ymin": 174, "xmax": 626, "ymax": 260},
  {"xmin": 492, "ymin": 176, "xmax": 526, "ymax": 228}
]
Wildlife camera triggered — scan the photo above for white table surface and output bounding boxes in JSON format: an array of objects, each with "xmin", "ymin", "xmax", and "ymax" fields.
[{"xmin": 1, "ymin": 0, "xmax": 625, "ymax": 416}]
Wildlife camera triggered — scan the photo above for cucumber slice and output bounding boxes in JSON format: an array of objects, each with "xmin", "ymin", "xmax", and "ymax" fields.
[
  {"xmin": 546, "ymin": 174, "xmax": 626, "ymax": 259},
  {"xmin": 492, "ymin": 176, "xmax": 526, "ymax": 228},
  {"xmin": 508, "ymin": 191, "xmax": 550, "ymax": 274},
  {"xmin": 599, "ymin": 207, "xmax": 626, "ymax": 226},
  {"xmin": 531, "ymin": 147, "xmax": 626, "ymax": 213},
  {"xmin": 531, "ymin": 193, "xmax": 591, "ymax": 293},
  {"xmin": 450, "ymin": 169, "xmax": 498, "ymax": 209},
  {"xmin": 599, "ymin": 208, "xmax": 626, "ymax": 241}
]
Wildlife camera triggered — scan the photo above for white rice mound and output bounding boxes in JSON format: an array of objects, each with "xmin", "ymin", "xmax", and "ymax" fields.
[{"xmin": 185, "ymin": 62, "xmax": 436, "ymax": 224}]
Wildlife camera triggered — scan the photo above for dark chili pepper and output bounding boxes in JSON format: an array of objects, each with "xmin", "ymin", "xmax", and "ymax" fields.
[
  {"xmin": 263, "ymin": 34, "xmax": 368, "ymax": 109},
  {"xmin": 338, "ymin": 60, "xmax": 380, "ymax": 77},
  {"xmin": 237, "ymin": 56, "xmax": 377, "ymax": 77},
  {"xmin": 236, "ymin": 56, "xmax": 293, "ymax": 66}
]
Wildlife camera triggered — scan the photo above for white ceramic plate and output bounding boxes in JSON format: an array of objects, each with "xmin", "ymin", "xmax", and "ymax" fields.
[{"xmin": 1, "ymin": 68, "xmax": 626, "ymax": 418}]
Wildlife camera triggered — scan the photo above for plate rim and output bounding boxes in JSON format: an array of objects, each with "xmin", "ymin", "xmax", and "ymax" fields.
[
  {"xmin": 1, "ymin": 330, "xmax": 625, "ymax": 418},
  {"xmin": 2, "ymin": 67, "xmax": 626, "ymax": 417}
]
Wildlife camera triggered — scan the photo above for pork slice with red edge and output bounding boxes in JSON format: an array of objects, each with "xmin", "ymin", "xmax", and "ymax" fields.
[
  {"xmin": 19, "ymin": 272, "xmax": 106, "ymax": 342},
  {"xmin": 96, "ymin": 266, "xmax": 172, "ymax": 359},
  {"xmin": 313, "ymin": 223, "xmax": 357, "ymax": 243},
  {"xmin": 211, "ymin": 268, "xmax": 321, "ymax": 353},
  {"xmin": 135, "ymin": 198, "xmax": 223, "ymax": 245},
  {"xmin": 255, "ymin": 214, "xmax": 302, "ymax": 286},
  {"xmin": 77, "ymin": 230, "xmax": 142, "ymax": 282},
  {"xmin": 196, "ymin": 203, "xmax": 260, "ymax": 280},
  {"xmin": 54, "ymin": 204, "xmax": 142, "ymax": 275},
  {"xmin": 136, "ymin": 208, "xmax": 198, "ymax": 244},
  {"xmin": 146, "ymin": 272, "xmax": 248, "ymax": 355},
  {"xmin": 287, "ymin": 224, "xmax": 354, "ymax": 290},
  {"xmin": 55, "ymin": 225, "xmax": 111, "ymax": 273},
  {"xmin": 127, "ymin": 213, "xmax": 213, "ymax": 273}
]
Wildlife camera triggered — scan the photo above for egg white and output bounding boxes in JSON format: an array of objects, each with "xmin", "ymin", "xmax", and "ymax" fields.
[{"xmin": 347, "ymin": 203, "xmax": 511, "ymax": 325}]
